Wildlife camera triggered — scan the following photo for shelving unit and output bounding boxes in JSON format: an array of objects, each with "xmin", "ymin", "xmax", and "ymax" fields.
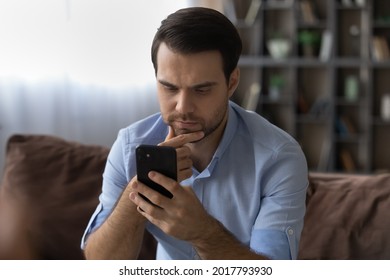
[{"xmin": 229, "ymin": 0, "xmax": 390, "ymax": 173}]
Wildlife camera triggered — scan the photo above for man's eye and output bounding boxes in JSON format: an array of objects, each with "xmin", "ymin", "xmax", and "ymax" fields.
[
  {"xmin": 195, "ymin": 87, "xmax": 211, "ymax": 94},
  {"xmin": 165, "ymin": 86, "xmax": 178, "ymax": 92}
]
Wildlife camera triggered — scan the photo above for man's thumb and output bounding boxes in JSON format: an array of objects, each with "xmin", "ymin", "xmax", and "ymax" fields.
[{"xmin": 165, "ymin": 126, "xmax": 175, "ymax": 141}]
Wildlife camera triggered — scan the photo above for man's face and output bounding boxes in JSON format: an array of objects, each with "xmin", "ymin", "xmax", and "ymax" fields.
[{"xmin": 156, "ymin": 43, "xmax": 238, "ymax": 140}]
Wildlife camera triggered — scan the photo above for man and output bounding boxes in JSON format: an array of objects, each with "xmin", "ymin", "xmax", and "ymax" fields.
[{"xmin": 82, "ymin": 7, "xmax": 308, "ymax": 260}]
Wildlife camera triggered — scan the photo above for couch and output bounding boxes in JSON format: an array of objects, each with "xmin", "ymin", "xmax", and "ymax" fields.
[{"xmin": 0, "ymin": 134, "xmax": 389, "ymax": 260}]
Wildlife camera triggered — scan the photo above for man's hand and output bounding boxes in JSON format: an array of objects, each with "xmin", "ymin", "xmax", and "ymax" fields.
[
  {"xmin": 129, "ymin": 126, "xmax": 209, "ymax": 241},
  {"xmin": 158, "ymin": 126, "xmax": 204, "ymax": 182},
  {"xmin": 130, "ymin": 171, "xmax": 213, "ymax": 242}
]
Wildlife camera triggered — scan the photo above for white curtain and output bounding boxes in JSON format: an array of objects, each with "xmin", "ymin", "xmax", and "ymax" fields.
[
  {"xmin": 0, "ymin": 0, "xmax": 191, "ymax": 174},
  {"xmin": 0, "ymin": 78, "xmax": 159, "ymax": 142}
]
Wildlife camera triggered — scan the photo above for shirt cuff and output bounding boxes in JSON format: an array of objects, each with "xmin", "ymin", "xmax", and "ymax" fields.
[{"xmin": 250, "ymin": 228, "xmax": 295, "ymax": 259}]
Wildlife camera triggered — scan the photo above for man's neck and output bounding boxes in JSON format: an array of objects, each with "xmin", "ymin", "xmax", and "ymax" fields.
[{"xmin": 188, "ymin": 113, "xmax": 228, "ymax": 172}]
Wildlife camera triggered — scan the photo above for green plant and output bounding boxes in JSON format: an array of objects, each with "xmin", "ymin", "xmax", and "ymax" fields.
[
  {"xmin": 298, "ymin": 30, "xmax": 321, "ymax": 45},
  {"xmin": 269, "ymin": 75, "xmax": 285, "ymax": 89}
]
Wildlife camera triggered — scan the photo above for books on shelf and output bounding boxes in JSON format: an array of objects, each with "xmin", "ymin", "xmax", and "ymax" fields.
[
  {"xmin": 242, "ymin": 82, "xmax": 261, "ymax": 112},
  {"xmin": 381, "ymin": 94, "xmax": 390, "ymax": 121},
  {"xmin": 297, "ymin": 94, "xmax": 332, "ymax": 118},
  {"xmin": 372, "ymin": 36, "xmax": 390, "ymax": 61},
  {"xmin": 224, "ymin": 0, "xmax": 263, "ymax": 25},
  {"xmin": 341, "ymin": 0, "xmax": 353, "ymax": 6},
  {"xmin": 339, "ymin": 149, "xmax": 356, "ymax": 172},
  {"xmin": 318, "ymin": 138, "xmax": 331, "ymax": 171},
  {"xmin": 223, "ymin": 0, "xmax": 237, "ymax": 23},
  {"xmin": 297, "ymin": 94, "xmax": 309, "ymax": 114},
  {"xmin": 299, "ymin": 0, "xmax": 317, "ymax": 24},
  {"xmin": 308, "ymin": 96, "xmax": 331, "ymax": 118},
  {"xmin": 336, "ymin": 115, "xmax": 356, "ymax": 136},
  {"xmin": 341, "ymin": 0, "xmax": 366, "ymax": 7},
  {"xmin": 245, "ymin": 0, "xmax": 262, "ymax": 26},
  {"xmin": 319, "ymin": 30, "xmax": 332, "ymax": 61}
]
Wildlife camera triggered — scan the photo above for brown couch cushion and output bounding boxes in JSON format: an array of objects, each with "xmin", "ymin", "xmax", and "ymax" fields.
[
  {"xmin": 0, "ymin": 134, "xmax": 157, "ymax": 260},
  {"xmin": 0, "ymin": 134, "xmax": 109, "ymax": 259},
  {"xmin": 298, "ymin": 172, "xmax": 390, "ymax": 259}
]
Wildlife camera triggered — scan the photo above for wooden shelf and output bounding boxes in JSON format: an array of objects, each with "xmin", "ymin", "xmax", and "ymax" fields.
[{"xmin": 232, "ymin": 0, "xmax": 390, "ymax": 174}]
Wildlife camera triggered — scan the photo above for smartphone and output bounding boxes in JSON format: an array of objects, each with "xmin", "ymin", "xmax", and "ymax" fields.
[{"xmin": 136, "ymin": 144, "xmax": 177, "ymax": 199}]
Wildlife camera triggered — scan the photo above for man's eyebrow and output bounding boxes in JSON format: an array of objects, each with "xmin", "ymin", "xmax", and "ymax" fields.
[
  {"xmin": 158, "ymin": 79, "xmax": 177, "ymax": 88},
  {"xmin": 192, "ymin": 81, "xmax": 218, "ymax": 89},
  {"xmin": 158, "ymin": 80, "xmax": 218, "ymax": 89}
]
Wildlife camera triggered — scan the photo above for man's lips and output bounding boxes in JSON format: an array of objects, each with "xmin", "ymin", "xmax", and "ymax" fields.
[{"xmin": 174, "ymin": 120, "xmax": 199, "ymax": 129}]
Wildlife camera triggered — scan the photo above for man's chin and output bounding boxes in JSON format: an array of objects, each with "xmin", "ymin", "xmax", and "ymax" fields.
[{"xmin": 175, "ymin": 129, "xmax": 205, "ymax": 143}]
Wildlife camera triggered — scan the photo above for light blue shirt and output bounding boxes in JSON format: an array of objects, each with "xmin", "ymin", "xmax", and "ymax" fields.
[{"xmin": 82, "ymin": 101, "xmax": 308, "ymax": 259}]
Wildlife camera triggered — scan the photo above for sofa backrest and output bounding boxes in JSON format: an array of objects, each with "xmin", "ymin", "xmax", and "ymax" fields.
[
  {"xmin": 0, "ymin": 134, "xmax": 109, "ymax": 259},
  {"xmin": 0, "ymin": 134, "xmax": 157, "ymax": 260},
  {"xmin": 298, "ymin": 172, "xmax": 390, "ymax": 259},
  {"xmin": 1, "ymin": 134, "xmax": 389, "ymax": 259}
]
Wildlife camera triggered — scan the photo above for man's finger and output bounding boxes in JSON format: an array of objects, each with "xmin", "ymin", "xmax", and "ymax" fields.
[
  {"xmin": 159, "ymin": 130, "xmax": 204, "ymax": 148},
  {"xmin": 165, "ymin": 126, "xmax": 175, "ymax": 142},
  {"xmin": 162, "ymin": 131, "xmax": 204, "ymax": 147}
]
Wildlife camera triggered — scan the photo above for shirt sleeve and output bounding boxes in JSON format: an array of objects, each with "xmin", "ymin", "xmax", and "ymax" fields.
[
  {"xmin": 250, "ymin": 142, "xmax": 308, "ymax": 259},
  {"xmin": 80, "ymin": 129, "xmax": 130, "ymax": 248}
]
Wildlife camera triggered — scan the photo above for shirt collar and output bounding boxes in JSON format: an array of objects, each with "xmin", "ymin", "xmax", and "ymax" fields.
[
  {"xmin": 214, "ymin": 101, "xmax": 238, "ymax": 160},
  {"xmin": 194, "ymin": 101, "xmax": 238, "ymax": 178}
]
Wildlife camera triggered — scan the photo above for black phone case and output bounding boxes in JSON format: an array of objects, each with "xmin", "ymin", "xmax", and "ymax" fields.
[{"xmin": 136, "ymin": 145, "xmax": 177, "ymax": 199}]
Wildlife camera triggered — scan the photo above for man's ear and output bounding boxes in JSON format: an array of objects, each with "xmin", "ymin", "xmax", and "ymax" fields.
[{"xmin": 228, "ymin": 67, "xmax": 240, "ymax": 98}]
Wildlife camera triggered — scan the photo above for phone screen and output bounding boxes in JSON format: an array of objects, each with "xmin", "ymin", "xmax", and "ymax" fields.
[{"xmin": 136, "ymin": 145, "xmax": 177, "ymax": 199}]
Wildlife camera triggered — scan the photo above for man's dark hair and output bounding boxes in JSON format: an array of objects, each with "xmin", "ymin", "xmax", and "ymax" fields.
[{"xmin": 151, "ymin": 7, "xmax": 242, "ymax": 81}]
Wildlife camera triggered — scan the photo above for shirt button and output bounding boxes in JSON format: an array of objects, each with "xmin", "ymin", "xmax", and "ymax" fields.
[{"xmin": 288, "ymin": 228, "xmax": 294, "ymax": 235}]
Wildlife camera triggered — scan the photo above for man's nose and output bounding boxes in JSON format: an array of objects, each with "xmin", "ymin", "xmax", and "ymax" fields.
[{"xmin": 175, "ymin": 90, "xmax": 194, "ymax": 114}]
